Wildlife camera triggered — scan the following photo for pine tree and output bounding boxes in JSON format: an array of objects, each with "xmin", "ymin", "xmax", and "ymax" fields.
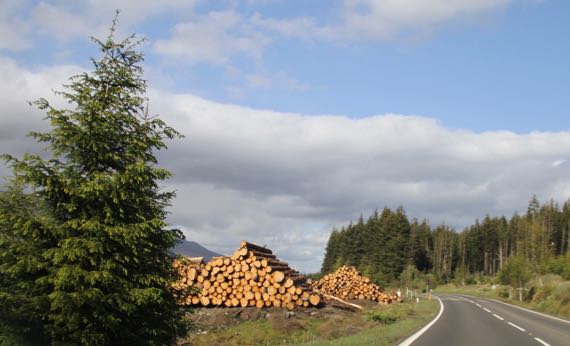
[
  {"xmin": 321, "ymin": 228, "xmax": 340, "ymax": 274},
  {"xmin": 0, "ymin": 183, "xmax": 53, "ymax": 345},
  {"xmin": 2, "ymin": 17, "xmax": 187, "ymax": 345}
]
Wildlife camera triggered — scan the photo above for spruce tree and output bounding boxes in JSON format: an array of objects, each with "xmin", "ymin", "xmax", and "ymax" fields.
[
  {"xmin": 1, "ymin": 17, "xmax": 186, "ymax": 345},
  {"xmin": 321, "ymin": 228, "xmax": 340, "ymax": 274},
  {"xmin": 0, "ymin": 183, "xmax": 53, "ymax": 345}
]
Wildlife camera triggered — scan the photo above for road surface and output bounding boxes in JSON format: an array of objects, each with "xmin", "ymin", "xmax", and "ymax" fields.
[{"xmin": 403, "ymin": 294, "xmax": 570, "ymax": 346}]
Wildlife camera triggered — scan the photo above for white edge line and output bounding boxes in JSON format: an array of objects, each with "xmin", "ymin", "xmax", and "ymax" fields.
[
  {"xmin": 534, "ymin": 337, "xmax": 550, "ymax": 346},
  {"xmin": 398, "ymin": 296, "xmax": 444, "ymax": 346},
  {"xmin": 507, "ymin": 322, "xmax": 526, "ymax": 332},
  {"xmin": 493, "ymin": 314, "xmax": 504, "ymax": 321},
  {"xmin": 475, "ymin": 303, "xmax": 481, "ymax": 307},
  {"xmin": 483, "ymin": 308, "xmax": 491, "ymax": 313},
  {"xmin": 486, "ymin": 298, "xmax": 570, "ymax": 324}
]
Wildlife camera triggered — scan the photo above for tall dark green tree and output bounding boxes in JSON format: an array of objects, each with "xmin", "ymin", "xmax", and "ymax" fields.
[
  {"xmin": 0, "ymin": 183, "xmax": 53, "ymax": 345},
  {"xmin": 1, "ymin": 17, "xmax": 186, "ymax": 345},
  {"xmin": 408, "ymin": 218, "xmax": 432, "ymax": 272},
  {"xmin": 321, "ymin": 228, "xmax": 340, "ymax": 274}
]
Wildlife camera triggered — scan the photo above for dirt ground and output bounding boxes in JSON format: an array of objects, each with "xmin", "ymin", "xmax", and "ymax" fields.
[{"xmin": 186, "ymin": 299, "xmax": 380, "ymax": 335}]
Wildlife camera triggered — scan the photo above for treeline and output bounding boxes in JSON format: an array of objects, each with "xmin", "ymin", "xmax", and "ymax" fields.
[{"xmin": 321, "ymin": 195, "xmax": 570, "ymax": 285}]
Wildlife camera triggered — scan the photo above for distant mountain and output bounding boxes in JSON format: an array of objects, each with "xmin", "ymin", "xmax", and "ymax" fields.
[{"xmin": 172, "ymin": 240, "xmax": 223, "ymax": 262}]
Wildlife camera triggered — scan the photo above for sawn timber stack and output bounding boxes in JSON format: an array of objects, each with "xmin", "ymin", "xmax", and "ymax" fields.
[
  {"xmin": 172, "ymin": 240, "xmax": 321, "ymax": 309},
  {"xmin": 310, "ymin": 266, "xmax": 398, "ymax": 303}
]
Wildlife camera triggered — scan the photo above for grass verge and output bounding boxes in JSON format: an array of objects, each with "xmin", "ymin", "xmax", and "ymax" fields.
[
  {"xmin": 182, "ymin": 298, "xmax": 439, "ymax": 346},
  {"xmin": 295, "ymin": 298, "xmax": 438, "ymax": 346}
]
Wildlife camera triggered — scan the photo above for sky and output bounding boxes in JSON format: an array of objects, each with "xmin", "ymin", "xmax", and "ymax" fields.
[{"xmin": 1, "ymin": 0, "xmax": 569, "ymax": 272}]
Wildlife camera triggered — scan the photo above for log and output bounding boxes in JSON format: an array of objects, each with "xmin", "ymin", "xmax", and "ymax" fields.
[
  {"xmin": 310, "ymin": 266, "xmax": 386, "ymax": 303},
  {"xmin": 172, "ymin": 240, "xmax": 321, "ymax": 310},
  {"xmin": 273, "ymin": 271, "xmax": 285, "ymax": 283},
  {"xmin": 309, "ymin": 294, "xmax": 321, "ymax": 306},
  {"xmin": 248, "ymin": 250, "xmax": 276, "ymax": 259},
  {"xmin": 240, "ymin": 241, "xmax": 273, "ymax": 254},
  {"xmin": 267, "ymin": 265, "xmax": 290, "ymax": 272},
  {"xmin": 200, "ymin": 296, "xmax": 210, "ymax": 306}
]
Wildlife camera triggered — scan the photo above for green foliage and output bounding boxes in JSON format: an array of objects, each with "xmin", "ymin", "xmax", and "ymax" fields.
[
  {"xmin": 320, "ymin": 193, "xmax": 570, "ymax": 287},
  {"xmin": 548, "ymin": 253, "xmax": 570, "ymax": 280},
  {"xmin": 320, "ymin": 208, "xmax": 411, "ymax": 286},
  {"xmin": 365, "ymin": 310, "xmax": 400, "ymax": 325},
  {"xmin": 498, "ymin": 255, "xmax": 532, "ymax": 301},
  {"xmin": 321, "ymin": 228, "xmax": 341, "ymax": 274},
  {"xmin": 452, "ymin": 265, "xmax": 469, "ymax": 286},
  {"xmin": 0, "ymin": 183, "xmax": 53, "ymax": 345},
  {"xmin": 400, "ymin": 264, "xmax": 420, "ymax": 289},
  {"xmin": 498, "ymin": 255, "xmax": 532, "ymax": 287},
  {"xmin": 1, "ymin": 16, "xmax": 187, "ymax": 345},
  {"xmin": 304, "ymin": 272, "xmax": 323, "ymax": 281}
]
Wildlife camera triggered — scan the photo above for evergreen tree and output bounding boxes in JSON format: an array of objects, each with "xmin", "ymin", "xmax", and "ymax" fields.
[
  {"xmin": 527, "ymin": 194, "xmax": 540, "ymax": 218},
  {"xmin": 0, "ymin": 183, "xmax": 53, "ymax": 345},
  {"xmin": 408, "ymin": 219, "xmax": 432, "ymax": 272},
  {"xmin": 1, "ymin": 18, "xmax": 186, "ymax": 345},
  {"xmin": 321, "ymin": 228, "xmax": 340, "ymax": 274},
  {"xmin": 562, "ymin": 200, "xmax": 570, "ymax": 255}
]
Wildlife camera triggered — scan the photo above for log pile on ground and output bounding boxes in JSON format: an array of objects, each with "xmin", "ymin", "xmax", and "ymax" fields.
[
  {"xmin": 172, "ymin": 240, "xmax": 321, "ymax": 309},
  {"xmin": 310, "ymin": 266, "xmax": 397, "ymax": 303}
]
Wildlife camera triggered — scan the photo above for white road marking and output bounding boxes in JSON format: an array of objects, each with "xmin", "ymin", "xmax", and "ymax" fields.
[
  {"xmin": 398, "ymin": 296, "xmax": 444, "ymax": 346},
  {"xmin": 487, "ymin": 298, "xmax": 570, "ymax": 324},
  {"xmin": 534, "ymin": 337, "xmax": 550, "ymax": 346},
  {"xmin": 493, "ymin": 314, "xmax": 504, "ymax": 320},
  {"xmin": 483, "ymin": 308, "xmax": 491, "ymax": 313},
  {"xmin": 476, "ymin": 303, "xmax": 481, "ymax": 307},
  {"xmin": 508, "ymin": 322, "xmax": 526, "ymax": 332}
]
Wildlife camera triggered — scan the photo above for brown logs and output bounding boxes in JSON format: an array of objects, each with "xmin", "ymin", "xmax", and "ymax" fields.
[
  {"xmin": 310, "ymin": 266, "xmax": 396, "ymax": 304},
  {"xmin": 172, "ymin": 240, "xmax": 321, "ymax": 309}
]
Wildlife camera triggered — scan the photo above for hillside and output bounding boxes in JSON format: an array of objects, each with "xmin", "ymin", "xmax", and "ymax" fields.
[{"xmin": 172, "ymin": 240, "xmax": 222, "ymax": 262}]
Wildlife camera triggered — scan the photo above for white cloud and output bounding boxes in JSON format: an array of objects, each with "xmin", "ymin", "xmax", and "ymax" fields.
[
  {"xmin": 149, "ymin": 92, "xmax": 570, "ymax": 271},
  {"xmin": 154, "ymin": 11, "xmax": 270, "ymax": 65},
  {"xmin": 337, "ymin": 0, "xmax": 512, "ymax": 40},
  {"xmin": 2, "ymin": 58, "xmax": 570, "ymax": 272},
  {"xmin": 0, "ymin": 57, "xmax": 82, "ymax": 179},
  {"xmin": 251, "ymin": 13, "xmax": 325, "ymax": 41},
  {"xmin": 0, "ymin": 0, "xmax": 32, "ymax": 51},
  {"xmin": 1, "ymin": 0, "xmax": 200, "ymax": 46},
  {"xmin": 255, "ymin": 0, "xmax": 517, "ymax": 43},
  {"xmin": 30, "ymin": 2, "xmax": 100, "ymax": 42}
]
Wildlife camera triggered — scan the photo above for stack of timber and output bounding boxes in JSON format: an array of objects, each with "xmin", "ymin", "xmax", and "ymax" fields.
[
  {"xmin": 310, "ymin": 266, "xmax": 397, "ymax": 303},
  {"xmin": 172, "ymin": 240, "xmax": 321, "ymax": 309}
]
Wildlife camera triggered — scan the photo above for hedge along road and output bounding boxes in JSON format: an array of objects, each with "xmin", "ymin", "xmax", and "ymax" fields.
[{"xmin": 399, "ymin": 294, "xmax": 570, "ymax": 346}]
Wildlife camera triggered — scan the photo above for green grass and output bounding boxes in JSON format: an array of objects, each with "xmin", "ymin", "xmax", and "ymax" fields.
[
  {"xmin": 183, "ymin": 299, "xmax": 439, "ymax": 346},
  {"xmin": 295, "ymin": 299, "xmax": 438, "ymax": 346}
]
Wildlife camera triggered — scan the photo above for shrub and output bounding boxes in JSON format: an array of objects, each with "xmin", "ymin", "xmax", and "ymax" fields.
[{"xmin": 365, "ymin": 310, "xmax": 400, "ymax": 325}]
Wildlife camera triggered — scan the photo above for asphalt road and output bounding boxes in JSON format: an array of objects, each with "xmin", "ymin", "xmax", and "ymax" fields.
[{"xmin": 407, "ymin": 294, "xmax": 570, "ymax": 346}]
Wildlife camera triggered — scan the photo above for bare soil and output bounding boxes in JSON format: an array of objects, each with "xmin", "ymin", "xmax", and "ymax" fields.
[{"xmin": 187, "ymin": 299, "xmax": 379, "ymax": 335}]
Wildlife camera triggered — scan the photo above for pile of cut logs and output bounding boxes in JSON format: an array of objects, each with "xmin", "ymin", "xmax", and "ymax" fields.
[
  {"xmin": 310, "ymin": 266, "xmax": 397, "ymax": 303},
  {"xmin": 172, "ymin": 241, "xmax": 321, "ymax": 309}
]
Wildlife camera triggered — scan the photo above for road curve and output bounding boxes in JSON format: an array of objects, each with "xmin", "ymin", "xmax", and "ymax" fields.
[{"xmin": 404, "ymin": 294, "xmax": 570, "ymax": 346}]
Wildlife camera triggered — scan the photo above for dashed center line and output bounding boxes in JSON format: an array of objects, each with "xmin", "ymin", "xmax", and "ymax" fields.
[
  {"xmin": 534, "ymin": 337, "xmax": 550, "ymax": 346},
  {"xmin": 508, "ymin": 322, "xmax": 526, "ymax": 332},
  {"xmin": 456, "ymin": 295, "xmax": 554, "ymax": 346},
  {"xmin": 493, "ymin": 314, "xmax": 504, "ymax": 321}
]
